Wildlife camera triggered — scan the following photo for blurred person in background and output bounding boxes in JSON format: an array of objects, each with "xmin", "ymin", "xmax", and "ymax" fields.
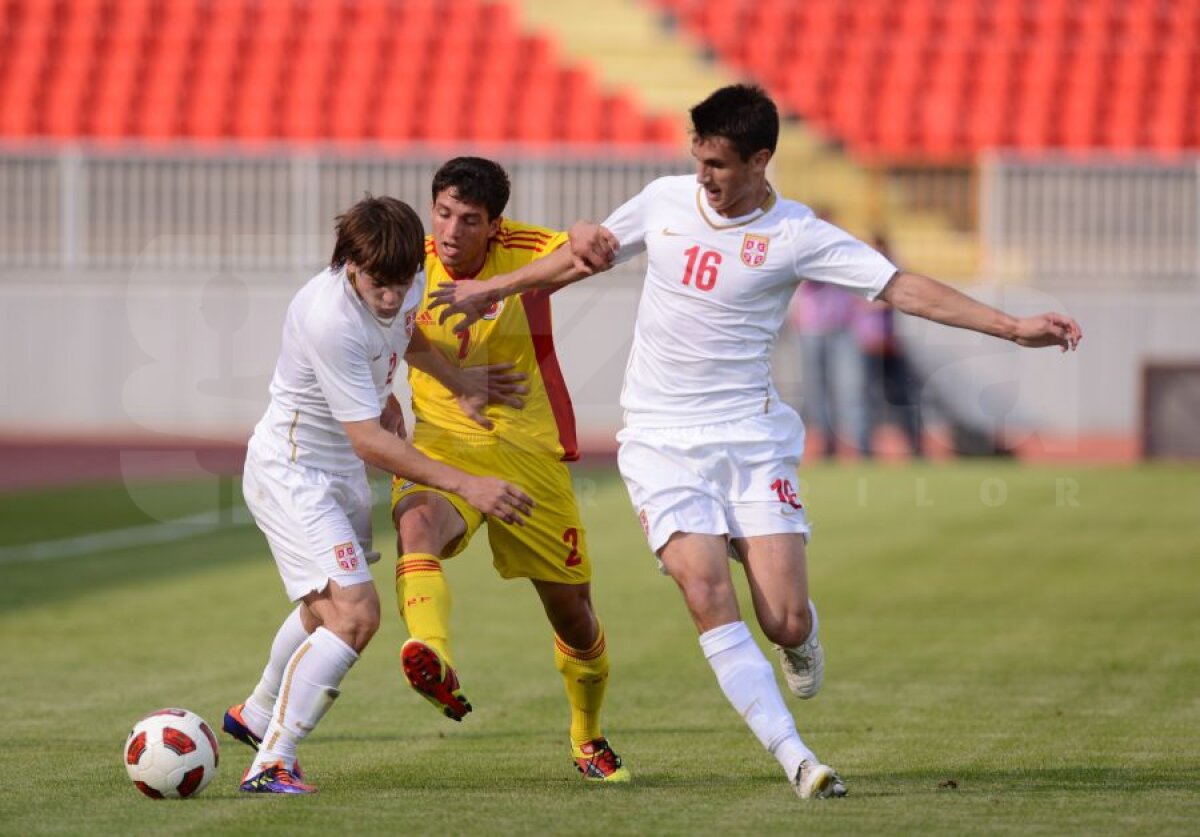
[
  {"xmin": 854, "ymin": 233, "xmax": 924, "ymax": 459},
  {"xmin": 787, "ymin": 208, "xmax": 869, "ymax": 460}
]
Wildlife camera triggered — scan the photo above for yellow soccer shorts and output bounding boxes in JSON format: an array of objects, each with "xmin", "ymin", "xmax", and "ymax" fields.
[{"xmin": 390, "ymin": 434, "xmax": 591, "ymax": 585}]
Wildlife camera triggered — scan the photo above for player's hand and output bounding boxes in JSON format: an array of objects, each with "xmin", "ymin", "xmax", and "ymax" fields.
[
  {"xmin": 456, "ymin": 362, "xmax": 529, "ymax": 429},
  {"xmin": 1013, "ymin": 313, "xmax": 1083, "ymax": 351},
  {"xmin": 429, "ymin": 280, "xmax": 499, "ymax": 332},
  {"xmin": 568, "ymin": 221, "xmax": 618, "ymax": 274},
  {"xmin": 379, "ymin": 402, "xmax": 407, "ymax": 439},
  {"xmin": 460, "ymin": 476, "xmax": 534, "ymax": 525}
]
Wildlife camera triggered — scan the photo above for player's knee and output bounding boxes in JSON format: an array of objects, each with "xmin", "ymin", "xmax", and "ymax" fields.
[
  {"xmin": 395, "ymin": 497, "xmax": 458, "ymax": 555},
  {"xmin": 555, "ymin": 607, "xmax": 598, "ymax": 649},
  {"xmin": 326, "ymin": 599, "xmax": 380, "ymax": 652},
  {"xmin": 762, "ymin": 607, "xmax": 813, "ymax": 648},
  {"xmin": 343, "ymin": 610, "xmax": 379, "ymax": 652},
  {"xmin": 677, "ymin": 575, "xmax": 737, "ymax": 623}
]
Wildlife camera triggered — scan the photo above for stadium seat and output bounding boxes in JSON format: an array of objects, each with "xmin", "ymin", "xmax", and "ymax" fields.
[
  {"xmin": 647, "ymin": 0, "xmax": 1198, "ymax": 159},
  {"xmin": 2, "ymin": 0, "xmax": 1193, "ymax": 155}
]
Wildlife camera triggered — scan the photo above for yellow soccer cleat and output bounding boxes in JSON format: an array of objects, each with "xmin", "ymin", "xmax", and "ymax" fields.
[{"xmin": 572, "ymin": 738, "xmax": 631, "ymax": 783}]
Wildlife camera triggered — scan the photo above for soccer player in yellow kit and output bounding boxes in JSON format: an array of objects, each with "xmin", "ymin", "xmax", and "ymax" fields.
[{"xmin": 390, "ymin": 157, "xmax": 628, "ymax": 782}]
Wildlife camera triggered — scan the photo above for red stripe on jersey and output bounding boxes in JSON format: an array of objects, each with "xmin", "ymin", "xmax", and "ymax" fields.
[
  {"xmin": 498, "ymin": 229, "xmax": 553, "ymax": 241},
  {"xmin": 497, "ymin": 235, "xmax": 553, "ymax": 245},
  {"xmin": 496, "ymin": 239, "xmax": 552, "ymax": 249},
  {"xmin": 496, "ymin": 238, "xmax": 553, "ymax": 249},
  {"xmin": 499, "ymin": 243, "xmax": 542, "ymax": 253},
  {"xmin": 520, "ymin": 289, "xmax": 578, "ymax": 462}
]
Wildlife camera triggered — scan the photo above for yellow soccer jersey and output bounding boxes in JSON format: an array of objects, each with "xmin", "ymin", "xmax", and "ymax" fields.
[{"xmin": 410, "ymin": 220, "xmax": 578, "ymax": 460}]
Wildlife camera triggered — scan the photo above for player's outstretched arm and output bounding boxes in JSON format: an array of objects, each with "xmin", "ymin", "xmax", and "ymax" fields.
[
  {"xmin": 342, "ymin": 418, "xmax": 534, "ymax": 524},
  {"xmin": 429, "ymin": 223, "xmax": 619, "ymax": 332},
  {"xmin": 403, "ymin": 329, "xmax": 528, "ymax": 429},
  {"xmin": 878, "ymin": 271, "xmax": 1083, "ymax": 351}
]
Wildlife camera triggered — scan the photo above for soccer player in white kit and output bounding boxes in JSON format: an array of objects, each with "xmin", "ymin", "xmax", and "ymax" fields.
[
  {"xmin": 226, "ymin": 195, "xmax": 534, "ymax": 794},
  {"xmin": 430, "ymin": 86, "xmax": 1082, "ymax": 799}
]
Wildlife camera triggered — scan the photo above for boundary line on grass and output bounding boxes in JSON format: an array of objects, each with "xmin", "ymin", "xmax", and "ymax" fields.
[{"xmin": 0, "ymin": 509, "xmax": 249, "ymax": 564}]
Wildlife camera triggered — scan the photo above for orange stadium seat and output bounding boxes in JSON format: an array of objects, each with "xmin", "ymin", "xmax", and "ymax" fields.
[
  {"xmin": 5, "ymin": 0, "xmax": 1192, "ymax": 155},
  {"xmin": 0, "ymin": 0, "xmax": 674, "ymax": 149},
  {"xmin": 654, "ymin": 0, "xmax": 1199, "ymax": 159}
]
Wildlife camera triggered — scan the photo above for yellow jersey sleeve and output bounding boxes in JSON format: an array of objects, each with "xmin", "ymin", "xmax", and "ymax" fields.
[{"xmin": 409, "ymin": 220, "xmax": 578, "ymax": 459}]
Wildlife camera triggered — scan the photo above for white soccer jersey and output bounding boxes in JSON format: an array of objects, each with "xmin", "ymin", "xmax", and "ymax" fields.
[
  {"xmin": 250, "ymin": 267, "xmax": 424, "ymax": 473},
  {"xmin": 603, "ymin": 175, "xmax": 898, "ymax": 428}
]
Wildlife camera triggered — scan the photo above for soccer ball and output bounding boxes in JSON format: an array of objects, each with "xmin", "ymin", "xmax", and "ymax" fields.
[{"xmin": 123, "ymin": 708, "xmax": 220, "ymax": 799}]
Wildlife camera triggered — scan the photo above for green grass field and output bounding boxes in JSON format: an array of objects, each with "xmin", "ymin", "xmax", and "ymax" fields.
[{"xmin": 2, "ymin": 463, "xmax": 1198, "ymax": 835}]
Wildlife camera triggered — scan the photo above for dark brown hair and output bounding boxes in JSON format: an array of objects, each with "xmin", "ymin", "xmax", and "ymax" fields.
[
  {"xmin": 330, "ymin": 194, "xmax": 424, "ymax": 285},
  {"xmin": 431, "ymin": 157, "xmax": 511, "ymax": 221},
  {"xmin": 690, "ymin": 84, "xmax": 779, "ymax": 160}
]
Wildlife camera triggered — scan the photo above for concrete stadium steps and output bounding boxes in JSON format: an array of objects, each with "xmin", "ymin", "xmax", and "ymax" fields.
[
  {"xmin": 512, "ymin": 0, "xmax": 977, "ymax": 280},
  {"xmin": 510, "ymin": 0, "xmax": 734, "ymax": 119}
]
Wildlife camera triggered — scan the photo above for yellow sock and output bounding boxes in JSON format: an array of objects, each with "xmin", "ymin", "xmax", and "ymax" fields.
[
  {"xmin": 555, "ymin": 627, "xmax": 609, "ymax": 748},
  {"xmin": 395, "ymin": 553, "xmax": 454, "ymax": 666}
]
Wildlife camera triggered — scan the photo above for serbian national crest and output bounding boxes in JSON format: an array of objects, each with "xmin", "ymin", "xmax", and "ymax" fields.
[
  {"xmin": 333, "ymin": 542, "xmax": 359, "ymax": 571},
  {"xmin": 741, "ymin": 233, "xmax": 769, "ymax": 267}
]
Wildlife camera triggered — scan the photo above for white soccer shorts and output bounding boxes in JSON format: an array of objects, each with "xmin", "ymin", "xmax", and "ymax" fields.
[
  {"xmin": 242, "ymin": 439, "xmax": 375, "ymax": 601},
  {"xmin": 617, "ymin": 402, "xmax": 812, "ymax": 559}
]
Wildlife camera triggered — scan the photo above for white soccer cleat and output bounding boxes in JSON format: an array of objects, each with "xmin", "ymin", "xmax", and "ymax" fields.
[
  {"xmin": 792, "ymin": 760, "xmax": 847, "ymax": 800},
  {"xmin": 774, "ymin": 629, "xmax": 824, "ymax": 699}
]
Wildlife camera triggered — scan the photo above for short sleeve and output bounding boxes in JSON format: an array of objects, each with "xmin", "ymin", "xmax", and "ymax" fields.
[
  {"xmin": 532, "ymin": 230, "xmax": 569, "ymax": 260},
  {"xmin": 305, "ymin": 313, "xmax": 381, "ymax": 423},
  {"xmin": 790, "ymin": 217, "xmax": 898, "ymax": 300},
  {"xmin": 601, "ymin": 183, "xmax": 654, "ymax": 265}
]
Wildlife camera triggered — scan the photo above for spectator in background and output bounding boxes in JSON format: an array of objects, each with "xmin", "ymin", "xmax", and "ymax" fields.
[
  {"xmin": 855, "ymin": 233, "xmax": 924, "ymax": 459},
  {"xmin": 787, "ymin": 210, "xmax": 868, "ymax": 459}
]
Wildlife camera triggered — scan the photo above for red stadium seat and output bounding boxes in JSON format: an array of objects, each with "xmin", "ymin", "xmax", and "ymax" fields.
[{"xmin": 5, "ymin": 0, "xmax": 1193, "ymax": 154}]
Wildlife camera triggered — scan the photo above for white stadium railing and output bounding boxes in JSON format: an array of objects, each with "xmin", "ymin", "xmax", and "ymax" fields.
[
  {"xmin": 0, "ymin": 146, "xmax": 1197, "ymax": 444},
  {"xmin": 0, "ymin": 144, "xmax": 688, "ymax": 271},
  {"xmin": 981, "ymin": 152, "xmax": 1200, "ymax": 292}
]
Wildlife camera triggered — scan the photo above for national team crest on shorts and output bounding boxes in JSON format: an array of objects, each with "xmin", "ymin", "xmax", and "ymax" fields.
[
  {"xmin": 741, "ymin": 234, "xmax": 769, "ymax": 267},
  {"xmin": 334, "ymin": 542, "xmax": 359, "ymax": 571},
  {"xmin": 638, "ymin": 509, "xmax": 650, "ymax": 539},
  {"xmin": 405, "ymin": 311, "xmax": 417, "ymax": 337}
]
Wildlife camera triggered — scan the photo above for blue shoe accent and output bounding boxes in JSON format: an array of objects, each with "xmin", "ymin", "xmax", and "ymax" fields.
[
  {"xmin": 239, "ymin": 762, "xmax": 316, "ymax": 794},
  {"xmin": 223, "ymin": 704, "xmax": 262, "ymax": 749},
  {"xmin": 224, "ymin": 703, "xmax": 305, "ymax": 780}
]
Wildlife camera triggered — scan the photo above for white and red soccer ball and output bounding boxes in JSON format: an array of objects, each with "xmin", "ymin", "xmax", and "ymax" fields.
[{"xmin": 123, "ymin": 708, "xmax": 219, "ymax": 799}]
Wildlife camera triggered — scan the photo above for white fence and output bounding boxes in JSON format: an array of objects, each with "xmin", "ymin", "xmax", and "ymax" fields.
[
  {"xmin": 2, "ymin": 147, "xmax": 1199, "ymax": 445},
  {"xmin": 0, "ymin": 143, "xmax": 687, "ymax": 270},
  {"xmin": 981, "ymin": 153, "xmax": 1200, "ymax": 292}
]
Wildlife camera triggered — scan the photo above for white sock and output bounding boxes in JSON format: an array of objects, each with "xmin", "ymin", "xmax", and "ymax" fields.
[
  {"xmin": 243, "ymin": 606, "xmax": 310, "ymax": 736},
  {"xmin": 253, "ymin": 627, "xmax": 359, "ymax": 770},
  {"xmin": 700, "ymin": 621, "xmax": 818, "ymax": 779}
]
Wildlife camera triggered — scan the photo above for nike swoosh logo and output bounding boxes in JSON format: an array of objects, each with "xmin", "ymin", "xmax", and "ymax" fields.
[
  {"xmin": 372, "ymin": 350, "xmax": 384, "ymax": 361},
  {"xmin": 662, "ymin": 228, "xmax": 685, "ymax": 236}
]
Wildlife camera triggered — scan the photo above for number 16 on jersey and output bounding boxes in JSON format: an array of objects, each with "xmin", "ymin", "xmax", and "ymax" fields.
[{"xmin": 682, "ymin": 246, "xmax": 721, "ymax": 292}]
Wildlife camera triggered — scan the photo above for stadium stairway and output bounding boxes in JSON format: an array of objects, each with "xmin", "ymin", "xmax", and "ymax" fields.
[{"xmin": 509, "ymin": 0, "xmax": 980, "ymax": 280}]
